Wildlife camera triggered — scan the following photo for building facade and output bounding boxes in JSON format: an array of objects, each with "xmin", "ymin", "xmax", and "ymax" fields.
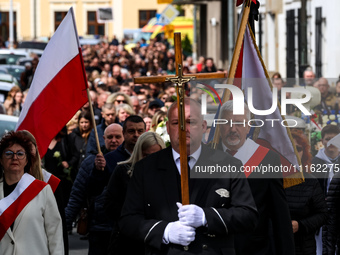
[{"xmin": 0, "ymin": 0, "xmax": 174, "ymax": 42}]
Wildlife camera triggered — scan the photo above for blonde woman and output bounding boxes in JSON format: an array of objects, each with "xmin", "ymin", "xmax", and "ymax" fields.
[
  {"xmin": 150, "ymin": 110, "xmax": 166, "ymax": 132},
  {"xmin": 104, "ymin": 132, "xmax": 165, "ymax": 255},
  {"xmin": 106, "ymin": 92, "xmax": 133, "ymax": 108}
]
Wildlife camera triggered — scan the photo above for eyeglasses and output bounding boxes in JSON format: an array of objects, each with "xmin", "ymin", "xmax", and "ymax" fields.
[
  {"xmin": 115, "ymin": 100, "xmax": 127, "ymax": 104},
  {"xmin": 4, "ymin": 150, "xmax": 26, "ymax": 159}
]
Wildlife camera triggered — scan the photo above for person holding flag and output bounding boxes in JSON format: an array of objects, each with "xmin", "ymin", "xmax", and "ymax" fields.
[
  {"xmin": 0, "ymin": 131, "xmax": 64, "ymax": 255},
  {"xmin": 218, "ymin": 100, "xmax": 295, "ymax": 255}
]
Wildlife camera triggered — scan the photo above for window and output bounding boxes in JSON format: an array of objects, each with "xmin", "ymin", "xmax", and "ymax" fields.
[
  {"xmin": 87, "ymin": 11, "xmax": 105, "ymax": 35},
  {"xmin": 0, "ymin": 12, "xmax": 17, "ymax": 43},
  {"xmin": 55, "ymin": 12, "xmax": 67, "ymax": 31},
  {"xmin": 286, "ymin": 9, "xmax": 295, "ymax": 84},
  {"xmin": 315, "ymin": 7, "xmax": 322, "ymax": 77},
  {"xmin": 139, "ymin": 10, "xmax": 156, "ymax": 28}
]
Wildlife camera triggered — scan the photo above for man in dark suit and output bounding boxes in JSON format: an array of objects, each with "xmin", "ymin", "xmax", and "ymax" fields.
[
  {"xmin": 120, "ymin": 98, "xmax": 258, "ymax": 255},
  {"xmin": 218, "ymin": 100, "xmax": 295, "ymax": 255}
]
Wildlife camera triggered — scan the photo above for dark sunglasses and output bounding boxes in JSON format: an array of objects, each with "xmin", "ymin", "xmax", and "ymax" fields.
[{"xmin": 116, "ymin": 100, "xmax": 127, "ymax": 104}]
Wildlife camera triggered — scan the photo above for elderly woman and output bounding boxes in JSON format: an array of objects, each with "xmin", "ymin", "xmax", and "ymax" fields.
[
  {"xmin": 0, "ymin": 131, "xmax": 64, "ymax": 255},
  {"xmin": 104, "ymin": 132, "xmax": 165, "ymax": 255},
  {"xmin": 116, "ymin": 103, "xmax": 135, "ymax": 125}
]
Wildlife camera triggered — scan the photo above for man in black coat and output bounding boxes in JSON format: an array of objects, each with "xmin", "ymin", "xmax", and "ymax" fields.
[
  {"xmin": 120, "ymin": 99, "xmax": 258, "ymax": 255},
  {"xmin": 218, "ymin": 100, "xmax": 295, "ymax": 255}
]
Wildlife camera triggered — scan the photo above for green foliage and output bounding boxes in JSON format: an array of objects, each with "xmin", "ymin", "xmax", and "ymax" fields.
[{"xmin": 182, "ymin": 34, "xmax": 192, "ymax": 57}]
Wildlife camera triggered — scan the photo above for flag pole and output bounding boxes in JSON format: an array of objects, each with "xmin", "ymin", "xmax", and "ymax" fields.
[
  {"xmin": 70, "ymin": 7, "xmax": 102, "ymax": 155},
  {"xmin": 212, "ymin": 0, "xmax": 251, "ymax": 149},
  {"xmin": 86, "ymin": 89, "xmax": 102, "ymax": 155}
]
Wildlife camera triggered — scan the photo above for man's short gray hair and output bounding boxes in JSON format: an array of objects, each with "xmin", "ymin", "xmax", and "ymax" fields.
[{"xmin": 219, "ymin": 100, "xmax": 251, "ymax": 121}]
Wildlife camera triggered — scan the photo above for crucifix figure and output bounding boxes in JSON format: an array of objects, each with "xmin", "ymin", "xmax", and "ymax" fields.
[{"xmin": 134, "ymin": 33, "xmax": 225, "ymax": 205}]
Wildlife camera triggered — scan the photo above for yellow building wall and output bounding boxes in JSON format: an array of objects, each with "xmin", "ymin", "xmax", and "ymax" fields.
[
  {"xmin": 0, "ymin": 0, "xmax": 192, "ymax": 42},
  {"xmin": 122, "ymin": 0, "xmax": 167, "ymax": 29}
]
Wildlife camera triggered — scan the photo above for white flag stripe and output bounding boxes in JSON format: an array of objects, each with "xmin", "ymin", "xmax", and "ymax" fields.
[
  {"xmin": 17, "ymin": 10, "xmax": 79, "ymax": 128},
  {"xmin": 0, "ymin": 174, "xmax": 35, "ymax": 215}
]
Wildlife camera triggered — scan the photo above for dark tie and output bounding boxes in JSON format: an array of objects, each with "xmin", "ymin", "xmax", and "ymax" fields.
[{"xmin": 187, "ymin": 156, "xmax": 193, "ymax": 192}]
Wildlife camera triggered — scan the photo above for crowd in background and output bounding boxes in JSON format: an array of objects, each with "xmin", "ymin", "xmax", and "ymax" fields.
[{"xmin": 2, "ymin": 35, "xmax": 340, "ymax": 255}]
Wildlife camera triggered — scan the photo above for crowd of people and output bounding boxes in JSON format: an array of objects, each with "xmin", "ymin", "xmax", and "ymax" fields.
[{"xmin": 1, "ymin": 35, "xmax": 340, "ymax": 255}]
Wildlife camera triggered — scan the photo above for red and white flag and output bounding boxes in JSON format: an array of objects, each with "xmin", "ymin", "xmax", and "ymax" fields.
[
  {"xmin": 235, "ymin": 25, "xmax": 302, "ymax": 187},
  {"xmin": 16, "ymin": 7, "xmax": 88, "ymax": 157}
]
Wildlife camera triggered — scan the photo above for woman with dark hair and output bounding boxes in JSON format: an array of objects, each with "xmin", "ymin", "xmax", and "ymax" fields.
[
  {"xmin": 3, "ymin": 85, "xmax": 21, "ymax": 114},
  {"xmin": 285, "ymin": 129, "xmax": 328, "ymax": 255},
  {"xmin": 68, "ymin": 110, "xmax": 93, "ymax": 178},
  {"xmin": 43, "ymin": 129, "xmax": 71, "ymax": 208},
  {"xmin": 6, "ymin": 91, "xmax": 23, "ymax": 116},
  {"xmin": 0, "ymin": 131, "xmax": 64, "ymax": 254}
]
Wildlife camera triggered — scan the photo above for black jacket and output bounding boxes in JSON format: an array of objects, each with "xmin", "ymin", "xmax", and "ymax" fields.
[
  {"xmin": 65, "ymin": 147, "xmax": 113, "ymax": 233},
  {"xmin": 311, "ymin": 156, "xmax": 340, "ymax": 197},
  {"xmin": 68, "ymin": 127, "xmax": 87, "ymax": 177},
  {"xmin": 285, "ymin": 174, "xmax": 328, "ymax": 255},
  {"xmin": 120, "ymin": 145, "xmax": 258, "ymax": 255},
  {"xmin": 323, "ymin": 172, "xmax": 340, "ymax": 255},
  {"xmin": 234, "ymin": 150, "xmax": 295, "ymax": 255},
  {"xmin": 104, "ymin": 163, "xmax": 144, "ymax": 255}
]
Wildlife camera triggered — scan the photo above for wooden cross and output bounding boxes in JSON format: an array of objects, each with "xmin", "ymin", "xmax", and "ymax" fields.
[{"xmin": 134, "ymin": 33, "xmax": 225, "ymax": 205}]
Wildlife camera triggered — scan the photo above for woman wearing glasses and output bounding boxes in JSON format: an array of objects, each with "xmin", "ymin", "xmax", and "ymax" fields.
[
  {"xmin": 0, "ymin": 131, "xmax": 64, "ymax": 255},
  {"xmin": 285, "ymin": 129, "xmax": 328, "ymax": 255},
  {"xmin": 106, "ymin": 92, "xmax": 133, "ymax": 108}
]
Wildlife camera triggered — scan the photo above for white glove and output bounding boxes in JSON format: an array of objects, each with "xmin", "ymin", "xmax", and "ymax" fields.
[
  {"xmin": 166, "ymin": 221, "xmax": 196, "ymax": 246},
  {"xmin": 177, "ymin": 202, "xmax": 207, "ymax": 228}
]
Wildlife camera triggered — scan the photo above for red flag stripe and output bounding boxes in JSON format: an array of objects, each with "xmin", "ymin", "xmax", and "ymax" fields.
[
  {"xmin": 16, "ymin": 54, "xmax": 88, "ymax": 157},
  {"xmin": 0, "ymin": 180, "xmax": 47, "ymax": 240},
  {"xmin": 16, "ymin": 8, "xmax": 88, "ymax": 158}
]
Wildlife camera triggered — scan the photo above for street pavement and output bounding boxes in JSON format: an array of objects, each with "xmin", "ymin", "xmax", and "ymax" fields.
[{"xmin": 69, "ymin": 228, "xmax": 89, "ymax": 255}]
